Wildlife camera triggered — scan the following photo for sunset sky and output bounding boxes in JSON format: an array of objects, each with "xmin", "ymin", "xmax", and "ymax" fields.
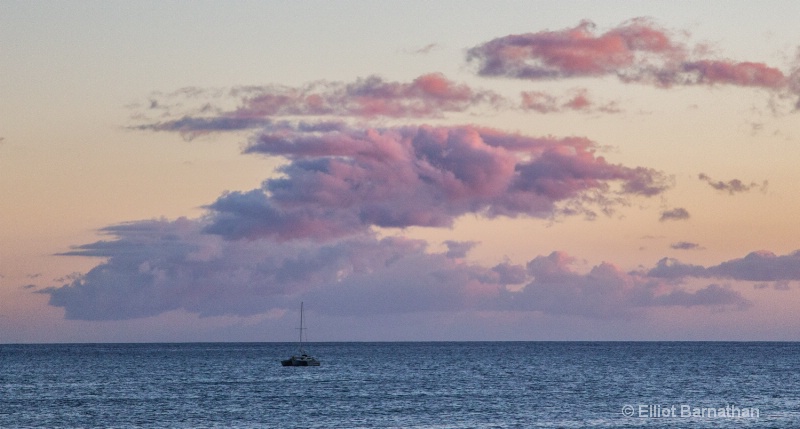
[{"xmin": 3, "ymin": 1, "xmax": 800, "ymax": 342}]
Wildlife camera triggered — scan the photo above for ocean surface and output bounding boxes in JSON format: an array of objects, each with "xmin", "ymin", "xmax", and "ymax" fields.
[{"xmin": 1, "ymin": 342, "xmax": 798, "ymax": 428}]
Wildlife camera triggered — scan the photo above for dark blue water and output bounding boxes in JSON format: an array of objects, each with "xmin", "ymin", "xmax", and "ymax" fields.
[{"xmin": 1, "ymin": 342, "xmax": 798, "ymax": 428}]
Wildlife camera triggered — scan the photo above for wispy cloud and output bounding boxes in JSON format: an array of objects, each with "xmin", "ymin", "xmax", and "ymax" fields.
[
  {"xmin": 755, "ymin": 281, "xmax": 792, "ymax": 291},
  {"xmin": 130, "ymin": 73, "xmax": 506, "ymax": 139},
  {"xmin": 520, "ymin": 88, "xmax": 620, "ymax": 114},
  {"xmin": 671, "ymin": 241, "xmax": 702, "ymax": 250},
  {"xmin": 659, "ymin": 207, "xmax": 690, "ymax": 222},
  {"xmin": 130, "ymin": 69, "xmax": 652, "ymax": 142},
  {"xmin": 698, "ymin": 173, "xmax": 768, "ymax": 195},
  {"xmin": 409, "ymin": 43, "xmax": 439, "ymax": 55}
]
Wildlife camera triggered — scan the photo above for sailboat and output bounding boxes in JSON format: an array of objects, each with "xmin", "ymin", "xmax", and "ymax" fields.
[{"xmin": 281, "ymin": 302, "xmax": 320, "ymax": 366}]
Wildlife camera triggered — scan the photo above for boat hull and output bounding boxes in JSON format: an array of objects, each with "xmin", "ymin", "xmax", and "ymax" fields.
[{"xmin": 281, "ymin": 355, "xmax": 320, "ymax": 366}]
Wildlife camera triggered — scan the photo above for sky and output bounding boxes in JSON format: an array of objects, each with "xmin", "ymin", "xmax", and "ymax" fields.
[{"xmin": 3, "ymin": 1, "xmax": 800, "ymax": 342}]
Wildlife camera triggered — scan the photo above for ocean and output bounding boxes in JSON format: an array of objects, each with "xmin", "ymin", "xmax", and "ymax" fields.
[{"xmin": 1, "ymin": 342, "xmax": 798, "ymax": 428}]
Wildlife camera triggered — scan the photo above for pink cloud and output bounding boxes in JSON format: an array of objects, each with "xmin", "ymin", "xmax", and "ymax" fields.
[
  {"xmin": 468, "ymin": 18, "xmax": 794, "ymax": 93},
  {"xmin": 680, "ymin": 60, "xmax": 786, "ymax": 88},
  {"xmin": 205, "ymin": 123, "xmax": 669, "ymax": 240},
  {"xmin": 520, "ymin": 88, "xmax": 621, "ymax": 114},
  {"xmin": 467, "ymin": 18, "xmax": 683, "ymax": 79},
  {"xmin": 132, "ymin": 74, "xmax": 505, "ymax": 139},
  {"xmin": 289, "ymin": 73, "xmax": 491, "ymax": 118},
  {"xmin": 563, "ymin": 91, "xmax": 592, "ymax": 110}
]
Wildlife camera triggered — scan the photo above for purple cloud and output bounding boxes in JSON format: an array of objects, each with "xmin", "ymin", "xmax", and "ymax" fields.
[
  {"xmin": 443, "ymin": 240, "xmax": 478, "ymax": 259},
  {"xmin": 41, "ymin": 219, "xmax": 455, "ymax": 319},
  {"xmin": 710, "ymin": 250, "xmax": 800, "ymax": 281},
  {"xmin": 642, "ymin": 283, "xmax": 750, "ymax": 309},
  {"xmin": 491, "ymin": 262, "xmax": 528, "ymax": 285},
  {"xmin": 201, "ymin": 123, "xmax": 669, "ymax": 240},
  {"xmin": 132, "ymin": 116, "xmax": 273, "ymax": 140},
  {"xmin": 37, "ymin": 220, "xmax": 750, "ymax": 321},
  {"xmin": 649, "ymin": 250, "xmax": 800, "ymax": 282},
  {"xmin": 698, "ymin": 173, "xmax": 767, "ymax": 195},
  {"xmin": 659, "ymin": 207, "xmax": 690, "ymax": 222},
  {"xmin": 507, "ymin": 252, "xmax": 749, "ymax": 318},
  {"xmin": 670, "ymin": 241, "xmax": 702, "ymax": 250},
  {"xmin": 755, "ymin": 281, "xmax": 791, "ymax": 291},
  {"xmin": 647, "ymin": 258, "xmax": 710, "ymax": 279}
]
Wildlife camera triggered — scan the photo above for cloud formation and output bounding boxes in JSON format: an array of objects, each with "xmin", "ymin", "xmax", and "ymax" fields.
[
  {"xmin": 510, "ymin": 252, "xmax": 750, "ymax": 318},
  {"xmin": 520, "ymin": 88, "xmax": 620, "ymax": 114},
  {"xmin": 131, "ymin": 73, "xmax": 505, "ymax": 139},
  {"xmin": 467, "ymin": 18, "xmax": 794, "ymax": 94},
  {"xmin": 36, "ymin": 16, "xmax": 796, "ymax": 332},
  {"xmin": 671, "ymin": 241, "xmax": 702, "ymax": 250},
  {"xmin": 38, "ymin": 220, "xmax": 750, "ymax": 321},
  {"xmin": 130, "ymin": 74, "xmax": 641, "ymax": 141},
  {"xmin": 41, "ymin": 218, "xmax": 465, "ymax": 320},
  {"xmin": 141, "ymin": 17, "xmax": 797, "ymax": 142},
  {"xmin": 468, "ymin": 19, "xmax": 682, "ymax": 80},
  {"xmin": 659, "ymin": 207, "xmax": 690, "ymax": 222},
  {"xmin": 202, "ymin": 123, "xmax": 669, "ymax": 240},
  {"xmin": 409, "ymin": 43, "xmax": 439, "ymax": 55},
  {"xmin": 698, "ymin": 173, "xmax": 767, "ymax": 195},
  {"xmin": 649, "ymin": 250, "xmax": 800, "ymax": 282},
  {"xmin": 133, "ymin": 116, "xmax": 272, "ymax": 137}
]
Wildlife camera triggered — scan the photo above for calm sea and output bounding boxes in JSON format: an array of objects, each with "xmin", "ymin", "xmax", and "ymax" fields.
[{"xmin": 1, "ymin": 342, "xmax": 798, "ymax": 428}]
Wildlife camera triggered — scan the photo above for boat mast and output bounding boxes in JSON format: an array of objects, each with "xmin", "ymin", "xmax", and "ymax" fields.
[{"xmin": 298, "ymin": 301, "xmax": 305, "ymax": 354}]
